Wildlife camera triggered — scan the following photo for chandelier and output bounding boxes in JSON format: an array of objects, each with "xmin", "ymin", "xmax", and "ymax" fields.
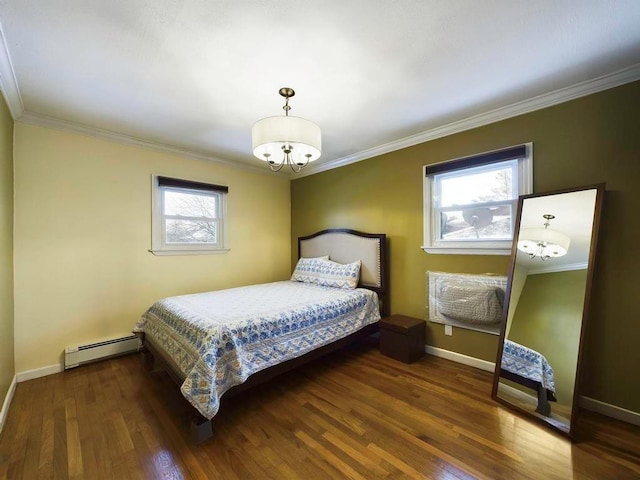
[
  {"xmin": 252, "ymin": 87, "xmax": 321, "ymax": 173},
  {"xmin": 517, "ymin": 214, "xmax": 570, "ymax": 260}
]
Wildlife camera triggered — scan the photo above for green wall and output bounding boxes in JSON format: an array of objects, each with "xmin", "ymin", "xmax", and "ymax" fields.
[
  {"xmin": 0, "ymin": 92, "xmax": 14, "ymax": 410},
  {"xmin": 508, "ymin": 270, "xmax": 587, "ymax": 408},
  {"xmin": 291, "ymin": 80, "xmax": 640, "ymax": 413}
]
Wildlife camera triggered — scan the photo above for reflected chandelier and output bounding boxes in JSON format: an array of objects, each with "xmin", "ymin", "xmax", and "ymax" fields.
[
  {"xmin": 252, "ymin": 87, "xmax": 321, "ymax": 173},
  {"xmin": 517, "ymin": 214, "xmax": 571, "ymax": 260}
]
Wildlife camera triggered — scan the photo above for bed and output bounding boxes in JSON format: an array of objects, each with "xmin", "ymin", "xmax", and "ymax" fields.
[
  {"xmin": 500, "ymin": 339, "xmax": 557, "ymax": 415},
  {"xmin": 134, "ymin": 229, "xmax": 388, "ymax": 442}
]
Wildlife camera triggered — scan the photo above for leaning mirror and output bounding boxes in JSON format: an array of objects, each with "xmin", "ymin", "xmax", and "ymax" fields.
[{"xmin": 492, "ymin": 184, "xmax": 605, "ymax": 437}]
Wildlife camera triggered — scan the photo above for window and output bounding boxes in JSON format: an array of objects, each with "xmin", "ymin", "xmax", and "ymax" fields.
[
  {"xmin": 151, "ymin": 175, "xmax": 229, "ymax": 255},
  {"xmin": 423, "ymin": 144, "xmax": 532, "ymax": 255}
]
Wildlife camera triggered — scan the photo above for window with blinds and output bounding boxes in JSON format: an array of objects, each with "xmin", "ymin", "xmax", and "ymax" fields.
[
  {"xmin": 422, "ymin": 144, "xmax": 533, "ymax": 255},
  {"xmin": 151, "ymin": 176, "xmax": 229, "ymax": 255}
]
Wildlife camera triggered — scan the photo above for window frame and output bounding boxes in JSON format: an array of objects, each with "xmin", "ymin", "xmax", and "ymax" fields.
[
  {"xmin": 422, "ymin": 143, "xmax": 533, "ymax": 255},
  {"xmin": 150, "ymin": 175, "xmax": 229, "ymax": 256}
]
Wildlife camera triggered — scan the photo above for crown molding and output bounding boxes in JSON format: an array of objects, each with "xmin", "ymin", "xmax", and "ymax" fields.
[
  {"xmin": 3, "ymin": 5, "xmax": 639, "ymax": 181},
  {"xmin": 0, "ymin": 21, "xmax": 278, "ymax": 176},
  {"xmin": 298, "ymin": 63, "xmax": 640, "ymax": 178},
  {"xmin": 526, "ymin": 262, "xmax": 588, "ymax": 275},
  {"xmin": 0, "ymin": 22, "xmax": 24, "ymax": 118},
  {"xmin": 17, "ymin": 112, "xmax": 278, "ymax": 176}
]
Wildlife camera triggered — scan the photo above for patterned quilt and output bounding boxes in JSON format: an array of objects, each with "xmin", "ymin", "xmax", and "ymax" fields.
[
  {"xmin": 501, "ymin": 339, "xmax": 556, "ymax": 392},
  {"xmin": 134, "ymin": 281, "xmax": 380, "ymax": 419}
]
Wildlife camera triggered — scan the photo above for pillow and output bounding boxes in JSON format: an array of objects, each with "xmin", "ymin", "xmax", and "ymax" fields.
[
  {"xmin": 291, "ymin": 257, "xmax": 361, "ymax": 289},
  {"xmin": 315, "ymin": 259, "xmax": 361, "ymax": 289},
  {"xmin": 291, "ymin": 256, "xmax": 329, "ymax": 283}
]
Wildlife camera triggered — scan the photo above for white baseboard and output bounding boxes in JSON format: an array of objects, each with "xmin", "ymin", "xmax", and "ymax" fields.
[
  {"xmin": 424, "ymin": 345, "xmax": 640, "ymax": 426},
  {"xmin": 425, "ymin": 345, "xmax": 495, "ymax": 372},
  {"xmin": 580, "ymin": 396, "xmax": 640, "ymax": 427},
  {"xmin": 16, "ymin": 363, "xmax": 63, "ymax": 383},
  {"xmin": 0, "ymin": 374, "xmax": 17, "ymax": 434}
]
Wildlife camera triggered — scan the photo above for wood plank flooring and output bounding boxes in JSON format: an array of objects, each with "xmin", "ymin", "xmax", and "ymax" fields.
[{"xmin": 1, "ymin": 342, "xmax": 639, "ymax": 479}]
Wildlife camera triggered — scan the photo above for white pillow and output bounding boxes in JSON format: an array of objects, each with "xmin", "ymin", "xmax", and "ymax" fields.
[
  {"xmin": 291, "ymin": 257, "xmax": 361, "ymax": 289},
  {"xmin": 291, "ymin": 256, "xmax": 328, "ymax": 282}
]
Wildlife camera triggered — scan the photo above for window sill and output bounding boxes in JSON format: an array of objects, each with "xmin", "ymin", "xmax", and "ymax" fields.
[
  {"xmin": 421, "ymin": 246, "xmax": 511, "ymax": 255},
  {"xmin": 148, "ymin": 248, "xmax": 230, "ymax": 256}
]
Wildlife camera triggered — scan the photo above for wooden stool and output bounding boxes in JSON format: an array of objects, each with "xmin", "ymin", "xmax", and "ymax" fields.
[{"xmin": 379, "ymin": 315, "xmax": 425, "ymax": 363}]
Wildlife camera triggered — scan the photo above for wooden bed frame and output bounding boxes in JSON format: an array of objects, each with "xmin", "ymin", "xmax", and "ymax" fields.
[
  {"xmin": 499, "ymin": 368, "xmax": 557, "ymax": 416},
  {"xmin": 137, "ymin": 229, "xmax": 388, "ymax": 443}
]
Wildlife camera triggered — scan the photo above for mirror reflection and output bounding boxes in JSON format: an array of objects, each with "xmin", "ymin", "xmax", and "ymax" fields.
[{"xmin": 494, "ymin": 185, "xmax": 603, "ymax": 435}]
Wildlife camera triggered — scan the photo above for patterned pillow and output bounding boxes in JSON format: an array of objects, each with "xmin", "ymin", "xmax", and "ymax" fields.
[
  {"xmin": 291, "ymin": 256, "xmax": 329, "ymax": 282},
  {"xmin": 316, "ymin": 259, "xmax": 362, "ymax": 289},
  {"xmin": 291, "ymin": 257, "xmax": 361, "ymax": 289}
]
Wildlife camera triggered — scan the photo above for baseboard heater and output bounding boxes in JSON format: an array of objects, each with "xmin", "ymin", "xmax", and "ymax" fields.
[{"xmin": 64, "ymin": 335, "xmax": 141, "ymax": 369}]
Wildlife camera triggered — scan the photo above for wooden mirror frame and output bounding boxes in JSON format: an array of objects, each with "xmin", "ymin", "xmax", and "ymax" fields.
[{"xmin": 491, "ymin": 183, "xmax": 605, "ymax": 438}]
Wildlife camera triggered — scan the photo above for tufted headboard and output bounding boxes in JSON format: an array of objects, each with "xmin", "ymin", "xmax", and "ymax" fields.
[{"xmin": 298, "ymin": 229, "xmax": 389, "ymax": 316}]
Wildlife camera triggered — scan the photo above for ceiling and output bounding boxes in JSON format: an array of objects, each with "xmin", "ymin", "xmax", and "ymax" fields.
[
  {"xmin": 516, "ymin": 188, "xmax": 598, "ymax": 273},
  {"xmin": 1, "ymin": 1, "xmax": 640, "ymax": 176}
]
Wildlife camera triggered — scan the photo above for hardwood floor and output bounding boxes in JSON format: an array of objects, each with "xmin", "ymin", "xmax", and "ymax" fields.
[{"xmin": 1, "ymin": 343, "xmax": 639, "ymax": 479}]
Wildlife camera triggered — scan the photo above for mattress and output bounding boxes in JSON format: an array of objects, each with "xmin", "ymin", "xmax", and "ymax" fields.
[
  {"xmin": 501, "ymin": 339, "xmax": 556, "ymax": 393},
  {"xmin": 134, "ymin": 280, "xmax": 380, "ymax": 419}
]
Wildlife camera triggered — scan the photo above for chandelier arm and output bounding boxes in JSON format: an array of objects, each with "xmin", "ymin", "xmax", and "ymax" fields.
[
  {"xmin": 269, "ymin": 160, "xmax": 285, "ymax": 172},
  {"xmin": 290, "ymin": 161, "xmax": 302, "ymax": 173},
  {"xmin": 294, "ymin": 153, "xmax": 311, "ymax": 168},
  {"xmin": 266, "ymin": 152, "xmax": 285, "ymax": 172},
  {"xmin": 284, "ymin": 151, "xmax": 302, "ymax": 173},
  {"xmin": 264, "ymin": 153, "xmax": 284, "ymax": 172}
]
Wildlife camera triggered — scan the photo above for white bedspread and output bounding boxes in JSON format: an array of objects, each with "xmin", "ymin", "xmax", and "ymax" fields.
[
  {"xmin": 501, "ymin": 339, "xmax": 556, "ymax": 392},
  {"xmin": 134, "ymin": 281, "xmax": 380, "ymax": 419}
]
